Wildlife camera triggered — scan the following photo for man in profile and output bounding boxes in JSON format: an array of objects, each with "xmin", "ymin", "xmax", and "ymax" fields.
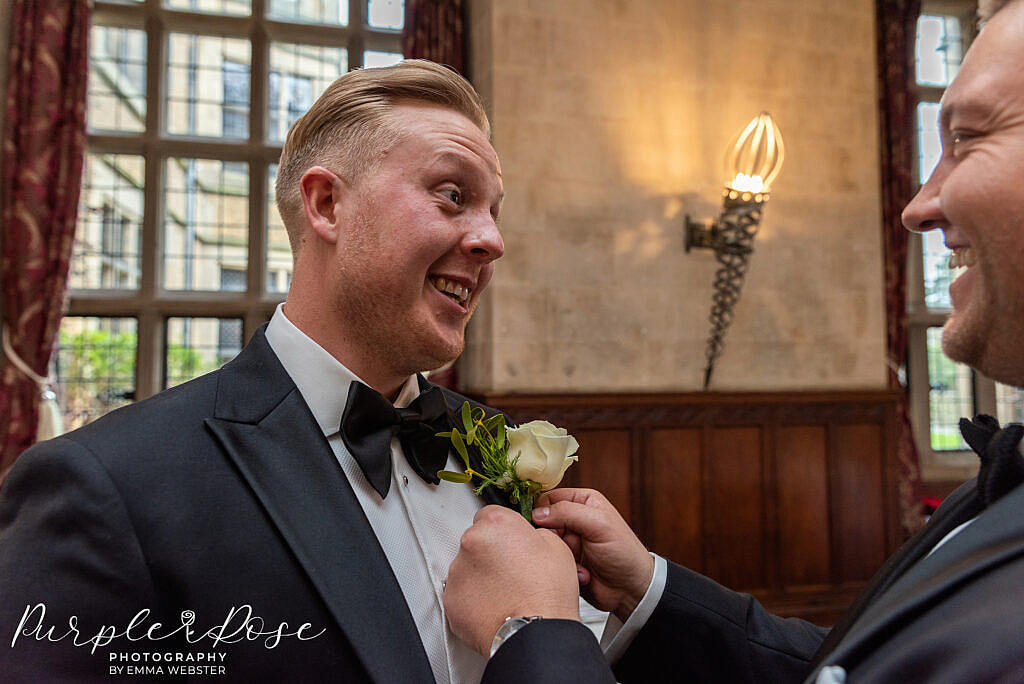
[
  {"xmin": 443, "ymin": 1, "xmax": 1024, "ymax": 681},
  {"xmin": 0, "ymin": 60, "xmax": 513, "ymax": 682}
]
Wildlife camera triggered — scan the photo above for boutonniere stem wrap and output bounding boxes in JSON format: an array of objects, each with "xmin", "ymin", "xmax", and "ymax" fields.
[{"xmin": 437, "ymin": 402, "xmax": 579, "ymax": 521}]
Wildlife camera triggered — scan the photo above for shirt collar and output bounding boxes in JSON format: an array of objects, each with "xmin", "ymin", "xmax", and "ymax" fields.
[{"xmin": 264, "ymin": 303, "xmax": 421, "ymax": 436}]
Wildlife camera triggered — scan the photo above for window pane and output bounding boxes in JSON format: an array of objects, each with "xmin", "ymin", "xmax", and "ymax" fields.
[
  {"xmin": 996, "ymin": 383, "xmax": 1024, "ymax": 424},
  {"xmin": 268, "ymin": 42, "xmax": 348, "ymax": 142},
  {"xmin": 363, "ymin": 50, "xmax": 402, "ymax": 69},
  {"xmin": 268, "ymin": 0, "xmax": 348, "ymax": 26},
  {"xmin": 266, "ymin": 164, "xmax": 293, "ymax": 294},
  {"xmin": 55, "ymin": 317, "xmax": 137, "ymax": 430},
  {"xmin": 165, "ymin": 0, "xmax": 251, "ymax": 16},
  {"xmin": 73, "ymin": 153, "xmax": 144, "ymax": 290},
  {"xmin": 927, "ymin": 326, "xmax": 972, "ymax": 451},
  {"xmin": 165, "ymin": 317, "xmax": 243, "ymax": 387},
  {"xmin": 922, "ymin": 228, "xmax": 963, "ymax": 309},
  {"xmin": 164, "ymin": 158, "xmax": 249, "ymax": 290},
  {"xmin": 166, "ymin": 34, "xmax": 251, "ymax": 138},
  {"xmin": 88, "ymin": 26, "xmax": 146, "ymax": 133},
  {"xmin": 367, "ymin": 0, "xmax": 403, "ymax": 29},
  {"xmin": 916, "ymin": 15, "xmax": 963, "ymax": 87},
  {"xmin": 917, "ymin": 101, "xmax": 941, "ymax": 183}
]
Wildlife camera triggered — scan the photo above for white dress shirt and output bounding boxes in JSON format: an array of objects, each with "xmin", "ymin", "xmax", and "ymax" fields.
[
  {"xmin": 599, "ymin": 554, "xmax": 668, "ymax": 662},
  {"xmin": 265, "ymin": 305, "xmax": 486, "ymax": 684}
]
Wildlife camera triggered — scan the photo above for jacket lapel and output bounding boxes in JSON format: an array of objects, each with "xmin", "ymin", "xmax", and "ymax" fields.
[
  {"xmin": 205, "ymin": 328, "xmax": 432, "ymax": 683},
  {"xmin": 809, "ymin": 480, "xmax": 982, "ymax": 670},
  {"xmin": 431, "ymin": 379, "xmax": 517, "ymax": 509},
  {"xmin": 816, "ymin": 482, "xmax": 1024, "ymax": 677}
]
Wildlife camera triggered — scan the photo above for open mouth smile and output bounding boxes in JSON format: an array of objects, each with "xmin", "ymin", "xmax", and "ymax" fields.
[{"xmin": 429, "ymin": 276, "xmax": 471, "ymax": 306}]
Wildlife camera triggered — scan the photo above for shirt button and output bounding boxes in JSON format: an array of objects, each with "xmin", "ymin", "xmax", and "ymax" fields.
[{"xmin": 403, "ymin": 475, "xmax": 409, "ymax": 487}]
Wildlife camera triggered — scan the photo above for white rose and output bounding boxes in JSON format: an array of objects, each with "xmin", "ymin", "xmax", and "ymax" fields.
[{"xmin": 507, "ymin": 420, "xmax": 579, "ymax": 491}]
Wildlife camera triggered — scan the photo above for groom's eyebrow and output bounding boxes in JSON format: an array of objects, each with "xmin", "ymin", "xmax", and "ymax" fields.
[
  {"xmin": 430, "ymin": 150, "xmax": 504, "ymax": 202},
  {"xmin": 430, "ymin": 149, "xmax": 500, "ymax": 178}
]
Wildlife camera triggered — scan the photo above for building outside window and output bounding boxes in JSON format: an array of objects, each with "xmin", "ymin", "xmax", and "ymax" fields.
[{"xmin": 58, "ymin": 0, "xmax": 404, "ymax": 431}]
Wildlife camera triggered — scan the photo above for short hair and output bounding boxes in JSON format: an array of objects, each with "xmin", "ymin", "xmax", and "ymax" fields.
[
  {"xmin": 978, "ymin": 0, "xmax": 1017, "ymax": 26},
  {"xmin": 275, "ymin": 59, "xmax": 490, "ymax": 254}
]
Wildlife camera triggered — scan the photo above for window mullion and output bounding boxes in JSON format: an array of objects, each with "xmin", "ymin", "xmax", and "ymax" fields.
[
  {"xmin": 159, "ymin": 8, "xmax": 253, "ymax": 39},
  {"xmin": 136, "ymin": 310, "xmax": 162, "ymax": 401},
  {"xmin": 906, "ymin": 232, "xmax": 927, "ymax": 310},
  {"xmin": 350, "ymin": 0, "xmax": 365, "ymax": 68},
  {"xmin": 249, "ymin": 2, "xmax": 270, "ymax": 309},
  {"xmin": 908, "ymin": 323, "xmax": 933, "ymax": 464},
  {"xmin": 248, "ymin": 161, "xmax": 269, "ymax": 307},
  {"xmin": 974, "ymin": 373, "xmax": 998, "ymax": 417}
]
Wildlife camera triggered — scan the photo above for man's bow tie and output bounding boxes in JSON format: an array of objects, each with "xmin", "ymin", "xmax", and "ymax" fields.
[
  {"xmin": 960, "ymin": 414, "xmax": 1024, "ymax": 508},
  {"xmin": 340, "ymin": 380, "xmax": 452, "ymax": 499}
]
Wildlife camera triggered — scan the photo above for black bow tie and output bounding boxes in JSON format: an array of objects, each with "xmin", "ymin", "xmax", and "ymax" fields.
[
  {"xmin": 960, "ymin": 415, "xmax": 1024, "ymax": 508},
  {"xmin": 340, "ymin": 379, "xmax": 452, "ymax": 499}
]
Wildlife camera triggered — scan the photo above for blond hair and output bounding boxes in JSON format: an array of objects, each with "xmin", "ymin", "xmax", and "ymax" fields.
[
  {"xmin": 978, "ymin": 0, "xmax": 1018, "ymax": 26},
  {"xmin": 275, "ymin": 59, "xmax": 490, "ymax": 253}
]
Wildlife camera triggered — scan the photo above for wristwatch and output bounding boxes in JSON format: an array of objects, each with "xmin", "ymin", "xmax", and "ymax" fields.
[{"xmin": 489, "ymin": 616, "xmax": 543, "ymax": 658}]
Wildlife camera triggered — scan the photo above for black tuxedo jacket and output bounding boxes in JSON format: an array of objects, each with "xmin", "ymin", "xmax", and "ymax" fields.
[
  {"xmin": 0, "ymin": 326, "xmax": 509, "ymax": 683},
  {"xmin": 485, "ymin": 478, "xmax": 1024, "ymax": 683}
]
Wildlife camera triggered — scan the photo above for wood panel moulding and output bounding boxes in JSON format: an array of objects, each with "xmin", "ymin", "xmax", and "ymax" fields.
[{"xmin": 477, "ymin": 390, "xmax": 903, "ymax": 622}]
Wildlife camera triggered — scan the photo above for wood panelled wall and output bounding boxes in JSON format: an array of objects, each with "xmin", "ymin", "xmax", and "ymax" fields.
[{"xmin": 478, "ymin": 391, "xmax": 905, "ymax": 625}]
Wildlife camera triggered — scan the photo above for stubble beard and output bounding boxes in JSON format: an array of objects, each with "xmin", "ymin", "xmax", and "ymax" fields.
[
  {"xmin": 334, "ymin": 279, "xmax": 466, "ymax": 380},
  {"xmin": 337, "ymin": 202, "xmax": 468, "ymax": 380},
  {"xmin": 942, "ymin": 272, "xmax": 1024, "ymax": 388}
]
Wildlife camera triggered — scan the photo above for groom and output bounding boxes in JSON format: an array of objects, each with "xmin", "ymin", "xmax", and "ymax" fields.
[{"xmin": 0, "ymin": 60, "xmax": 509, "ymax": 682}]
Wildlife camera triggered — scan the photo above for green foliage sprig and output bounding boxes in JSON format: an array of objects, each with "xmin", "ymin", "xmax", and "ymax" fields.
[{"xmin": 436, "ymin": 402, "xmax": 543, "ymax": 521}]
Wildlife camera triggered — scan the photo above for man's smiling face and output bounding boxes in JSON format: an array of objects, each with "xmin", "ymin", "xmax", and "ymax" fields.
[
  {"xmin": 902, "ymin": 0, "xmax": 1024, "ymax": 386},
  {"xmin": 328, "ymin": 101, "xmax": 504, "ymax": 381}
]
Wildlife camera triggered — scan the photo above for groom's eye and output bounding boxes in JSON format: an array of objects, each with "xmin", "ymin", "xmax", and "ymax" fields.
[{"xmin": 446, "ymin": 189, "xmax": 462, "ymax": 204}]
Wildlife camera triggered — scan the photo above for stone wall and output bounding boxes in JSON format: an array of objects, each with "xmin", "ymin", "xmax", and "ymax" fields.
[{"xmin": 463, "ymin": 0, "xmax": 888, "ymax": 393}]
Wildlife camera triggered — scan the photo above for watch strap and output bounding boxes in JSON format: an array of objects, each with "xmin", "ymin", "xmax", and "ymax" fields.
[{"xmin": 489, "ymin": 615, "xmax": 543, "ymax": 658}]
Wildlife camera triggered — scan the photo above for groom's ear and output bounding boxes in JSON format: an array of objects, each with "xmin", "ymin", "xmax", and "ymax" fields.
[{"xmin": 300, "ymin": 166, "xmax": 348, "ymax": 245}]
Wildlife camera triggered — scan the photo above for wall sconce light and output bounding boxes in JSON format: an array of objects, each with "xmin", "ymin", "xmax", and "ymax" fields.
[{"xmin": 685, "ymin": 112, "xmax": 785, "ymax": 390}]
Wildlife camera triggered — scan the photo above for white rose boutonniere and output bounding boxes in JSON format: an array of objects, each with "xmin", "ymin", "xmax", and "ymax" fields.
[
  {"xmin": 506, "ymin": 421, "xmax": 579, "ymax": 490},
  {"xmin": 436, "ymin": 403, "xmax": 580, "ymax": 521}
]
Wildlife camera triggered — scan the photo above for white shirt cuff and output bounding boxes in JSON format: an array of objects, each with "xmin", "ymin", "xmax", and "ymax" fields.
[{"xmin": 599, "ymin": 553, "xmax": 666, "ymax": 664}]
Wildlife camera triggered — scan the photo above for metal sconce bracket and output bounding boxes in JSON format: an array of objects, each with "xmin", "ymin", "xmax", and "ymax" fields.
[{"xmin": 686, "ymin": 195, "xmax": 766, "ymax": 390}]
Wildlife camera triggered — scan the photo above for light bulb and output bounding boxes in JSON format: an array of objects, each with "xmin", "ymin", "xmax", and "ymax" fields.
[{"xmin": 724, "ymin": 112, "xmax": 785, "ymax": 196}]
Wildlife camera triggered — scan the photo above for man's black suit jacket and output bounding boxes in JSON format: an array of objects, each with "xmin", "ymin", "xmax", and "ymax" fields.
[
  {"xmin": 484, "ymin": 476, "xmax": 1024, "ymax": 683},
  {"xmin": 0, "ymin": 326, "xmax": 512, "ymax": 682}
]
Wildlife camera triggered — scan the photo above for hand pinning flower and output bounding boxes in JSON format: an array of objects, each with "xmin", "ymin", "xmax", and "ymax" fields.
[{"xmin": 436, "ymin": 402, "xmax": 579, "ymax": 521}]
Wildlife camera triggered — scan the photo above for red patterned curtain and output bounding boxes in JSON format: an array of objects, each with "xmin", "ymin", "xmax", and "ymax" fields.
[
  {"xmin": 403, "ymin": 0, "xmax": 464, "ymax": 73},
  {"xmin": 0, "ymin": 0, "xmax": 90, "ymax": 472},
  {"xmin": 876, "ymin": 0, "xmax": 924, "ymax": 533}
]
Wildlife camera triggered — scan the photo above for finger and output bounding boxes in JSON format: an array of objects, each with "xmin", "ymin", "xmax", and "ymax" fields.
[
  {"xmin": 562, "ymin": 532, "xmax": 583, "ymax": 561},
  {"xmin": 536, "ymin": 527, "xmax": 564, "ymax": 541},
  {"xmin": 472, "ymin": 504, "xmax": 509, "ymax": 524},
  {"xmin": 536, "ymin": 527, "xmax": 576, "ymax": 559},
  {"xmin": 533, "ymin": 499, "xmax": 614, "ymax": 541},
  {"xmin": 536, "ymin": 488, "xmax": 600, "ymax": 509}
]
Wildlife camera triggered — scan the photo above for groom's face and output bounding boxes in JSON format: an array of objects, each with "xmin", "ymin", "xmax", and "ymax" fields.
[
  {"xmin": 902, "ymin": 0, "xmax": 1024, "ymax": 386},
  {"xmin": 329, "ymin": 101, "xmax": 504, "ymax": 376}
]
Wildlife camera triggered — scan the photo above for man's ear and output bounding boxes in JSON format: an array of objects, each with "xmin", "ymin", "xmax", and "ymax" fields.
[{"xmin": 299, "ymin": 166, "xmax": 347, "ymax": 245}]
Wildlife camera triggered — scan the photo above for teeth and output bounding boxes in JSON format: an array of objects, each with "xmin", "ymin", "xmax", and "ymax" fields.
[
  {"xmin": 948, "ymin": 247, "xmax": 976, "ymax": 269},
  {"xmin": 430, "ymin": 277, "xmax": 470, "ymax": 304}
]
